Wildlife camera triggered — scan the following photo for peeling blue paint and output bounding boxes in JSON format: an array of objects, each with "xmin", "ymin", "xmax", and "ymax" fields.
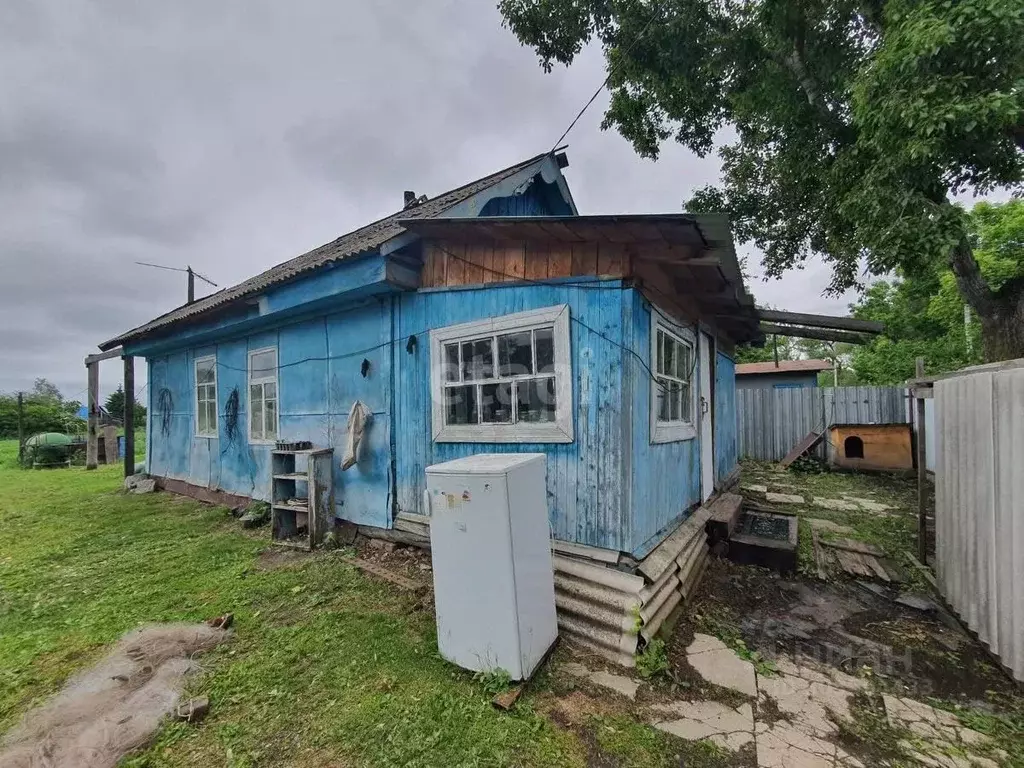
[{"xmin": 714, "ymin": 352, "xmax": 738, "ymax": 484}]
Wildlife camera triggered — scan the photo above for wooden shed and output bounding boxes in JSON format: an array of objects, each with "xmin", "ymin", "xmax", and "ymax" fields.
[{"xmin": 829, "ymin": 423, "xmax": 913, "ymax": 471}]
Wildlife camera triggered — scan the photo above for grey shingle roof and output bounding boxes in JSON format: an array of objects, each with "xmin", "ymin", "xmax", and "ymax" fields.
[{"xmin": 101, "ymin": 151, "xmax": 553, "ymax": 350}]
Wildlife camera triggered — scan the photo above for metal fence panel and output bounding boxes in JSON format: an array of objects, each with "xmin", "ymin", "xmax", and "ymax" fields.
[
  {"xmin": 935, "ymin": 361, "xmax": 1024, "ymax": 682},
  {"xmin": 738, "ymin": 385, "xmax": 909, "ymax": 461}
]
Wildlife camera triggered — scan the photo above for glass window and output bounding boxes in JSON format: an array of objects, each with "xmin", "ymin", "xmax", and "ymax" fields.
[
  {"xmin": 195, "ymin": 356, "xmax": 218, "ymax": 437},
  {"xmin": 654, "ymin": 327, "xmax": 693, "ymax": 426},
  {"xmin": 248, "ymin": 347, "xmax": 278, "ymax": 441},
  {"xmin": 431, "ymin": 305, "xmax": 573, "ymax": 443}
]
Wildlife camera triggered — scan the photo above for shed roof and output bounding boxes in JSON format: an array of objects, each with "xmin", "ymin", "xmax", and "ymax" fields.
[
  {"xmin": 735, "ymin": 359, "xmax": 832, "ymax": 375},
  {"xmin": 100, "ymin": 151, "xmax": 559, "ymax": 350}
]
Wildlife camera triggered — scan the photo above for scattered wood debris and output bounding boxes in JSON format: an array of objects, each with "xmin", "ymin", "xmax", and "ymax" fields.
[
  {"xmin": 339, "ymin": 555, "xmax": 423, "ymax": 592},
  {"xmin": 492, "ymin": 686, "xmax": 524, "ymax": 711},
  {"xmin": 812, "ymin": 535, "xmax": 902, "ymax": 583}
]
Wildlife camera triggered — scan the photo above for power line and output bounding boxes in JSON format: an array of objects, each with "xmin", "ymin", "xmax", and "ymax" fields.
[{"xmin": 549, "ymin": 9, "xmax": 662, "ymax": 152}]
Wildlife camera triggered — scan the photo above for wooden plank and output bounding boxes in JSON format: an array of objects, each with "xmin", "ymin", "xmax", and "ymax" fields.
[
  {"xmin": 571, "ymin": 242, "xmax": 599, "ymax": 276},
  {"xmin": 761, "ymin": 323, "xmax": 872, "ymax": 345},
  {"xmin": 84, "ymin": 347, "xmax": 124, "ymax": 364},
  {"xmin": 123, "ymin": 355, "xmax": 135, "ymax": 478},
  {"xmin": 339, "ymin": 555, "xmax": 423, "ymax": 591},
  {"xmin": 463, "ymin": 244, "xmax": 485, "ymax": 285},
  {"xmin": 427, "ymin": 242, "xmax": 446, "ymax": 287},
  {"xmin": 915, "ymin": 357, "xmax": 928, "ymax": 564},
  {"xmin": 779, "ymin": 430, "xmax": 825, "ymax": 468},
  {"xmin": 86, "ymin": 361, "xmax": 99, "ymax": 470},
  {"xmin": 822, "ymin": 538, "xmax": 886, "ymax": 557},
  {"xmin": 864, "ymin": 556, "xmax": 892, "ymax": 583},
  {"xmin": 547, "ymin": 243, "xmax": 573, "ymax": 278},
  {"xmin": 597, "ymin": 242, "xmax": 624, "ymax": 275},
  {"xmin": 757, "ymin": 309, "xmax": 885, "ymax": 334},
  {"xmin": 905, "ymin": 551, "xmax": 938, "ymax": 589},
  {"xmin": 834, "ymin": 549, "xmax": 872, "ymax": 578},
  {"xmin": 447, "ymin": 241, "xmax": 466, "ymax": 286},
  {"xmin": 524, "ymin": 241, "xmax": 549, "ymax": 280},
  {"xmin": 811, "ymin": 529, "xmax": 829, "ymax": 581},
  {"xmin": 505, "ymin": 242, "xmax": 525, "ymax": 281}
]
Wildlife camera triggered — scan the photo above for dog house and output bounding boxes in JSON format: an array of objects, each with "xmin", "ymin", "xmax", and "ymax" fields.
[{"xmin": 829, "ymin": 423, "xmax": 913, "ymax": 471}]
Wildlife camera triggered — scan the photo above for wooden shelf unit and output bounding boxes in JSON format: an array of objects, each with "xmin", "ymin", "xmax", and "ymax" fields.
[{"xmin": 270, "ymin": 448, "xmax": 334, "ymax": 551}]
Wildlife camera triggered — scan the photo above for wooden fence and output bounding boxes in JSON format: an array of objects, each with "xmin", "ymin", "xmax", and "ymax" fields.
[{"xmin": 737, "ymin": 385, "xmax": 910, "ymax": 462}]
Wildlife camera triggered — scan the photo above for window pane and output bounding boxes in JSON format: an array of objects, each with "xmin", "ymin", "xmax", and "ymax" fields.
[
  {"xmin": 517, "ymin": 378, "xmax": 556, "ymax": 423},
  {"xmin": 480, "ymin": 382, "xmax": 513, "ymax": 423},
  {"xmin": 263, "ymin": 381, "xmax": 277, "ymax": 401},
  {"xmin": 197, "ymin": 404, "xmax": 208, "ymax": 435},
  {"xmin": 445, "ymin": 385, "xmax": 478, "ymax": 425},
  {"xmin": 250, "ymin": 389, "xmax": 262, "ymax": 439},
  {"xmin": 656, "ymin": 332, "xmax": 665, "ymax": 375},
  {"xmin": 656, "ymin": 379, "xmax": 671, "ymax": 421},
  {"xmin": 664, "ymin": 336, "xmax": 675, "ymax": 379},
  {"xmin": 670, "ymin": 383, "xmax": 682, "ymax": 420},
  {"xmin": 681, "ymin": 383, "xmax": 691, "ymax": 421},
  {"xmin": 535, "ymin": 328, "xmax": 555, "ymax": 373},
  {"xmin": 461, "ymin": 338, "xmax": 494, "ymax": 380},
  {"xmin": 197, "ymin": 359, "xmax": 215, "ymax": 384},
  {"xmin": 264, "ymin": 398, "xmax": 277, "ymax": 439},
  {"xmin": 444, "ymin": 343, "xmax": 460, "ymax": 382},
  {"xmin": 498, "ymin": 331, "xmax": 533, "ymax": 376},
  {"xmin": 679, "ymin": 343, "xmax": 691, "ymax": 379},
  {"xmin": 250, "ymin": 350, "xmax": 276, "ymax": 379}
]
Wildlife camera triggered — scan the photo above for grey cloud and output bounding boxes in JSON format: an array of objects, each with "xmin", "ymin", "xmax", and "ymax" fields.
[{"xmin": 1, "ymin": 0, "xmax": 859, "ymax": 402}]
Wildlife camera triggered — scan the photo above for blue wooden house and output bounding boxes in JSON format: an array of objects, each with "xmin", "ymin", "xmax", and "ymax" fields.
[{"xmin": 99, "ymin": 151, "xmax": 762, "ymax": 664}]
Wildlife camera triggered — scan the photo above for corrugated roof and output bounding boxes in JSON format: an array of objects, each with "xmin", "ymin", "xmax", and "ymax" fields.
[
  {"xmin": 100, "ymin": 151, "xmax": 555, "ymax": 350},
  {"xmin": 735, "ymin": 359, "xmax": 832, "ymax": 375}
]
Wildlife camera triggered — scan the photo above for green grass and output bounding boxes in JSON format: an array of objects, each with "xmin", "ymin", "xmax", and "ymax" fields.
[
  {"xmin": 0, "ymin": 439, "xmax": 583, "ymax": 767},
  {"xmin": 590, "ymin": 715, "xmax": 731, "ymax": 768}
]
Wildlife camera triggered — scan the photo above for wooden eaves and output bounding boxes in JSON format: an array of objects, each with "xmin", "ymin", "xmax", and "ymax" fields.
[{"xmin": 756, "ymin": 309, "xmax": 885, "ymax": 345}]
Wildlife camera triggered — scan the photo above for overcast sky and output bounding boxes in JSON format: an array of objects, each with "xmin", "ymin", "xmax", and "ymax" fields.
[{"xmin": 1, "ymin": 0, "xmax": 861, "ymax": 402}]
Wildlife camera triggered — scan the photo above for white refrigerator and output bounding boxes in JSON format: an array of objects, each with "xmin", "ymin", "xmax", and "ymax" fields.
[{"xmin": 425, "ymin": 453, "xmax": 558, "ymax": 681}]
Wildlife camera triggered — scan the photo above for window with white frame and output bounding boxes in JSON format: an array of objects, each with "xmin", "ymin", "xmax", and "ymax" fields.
[
  {"xmin": 430, "ymin": 305, "xmax": 573, "ymax": 443},
  {"xmin": 650, "ymin": 315, "xmax": 696, "ymax": 443},
  {"xmin": 195, "ymin": 356, "xmax": 218, "ymax": 437},
  {"xmin": 248, "ymin": 347, "xmax": 278, "ymax": 442}
]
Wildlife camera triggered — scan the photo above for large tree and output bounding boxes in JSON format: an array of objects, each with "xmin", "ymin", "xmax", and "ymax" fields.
[{"xmin": 500, "ymin": 0, "xmax": 1024, "ymax": 360}]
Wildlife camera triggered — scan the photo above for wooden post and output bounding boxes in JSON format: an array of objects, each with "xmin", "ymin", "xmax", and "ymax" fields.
[
  {"xmin": 86, "ymin": 361, "xmax": 99, "ymax": 470},
  {"xmin": 915, "ymin": 357, "xmax": 928, "ymax": 564},
  {"xmin": 16, "ymin": 392, "xmax": 24, "ymax": 464},
  {"xmin": 123, "ymin": 355, "xmax": 135, "ymax": 477},
  {"xmin": 187, "ymin": 266, "xmax": 195, "ymax": 304}
]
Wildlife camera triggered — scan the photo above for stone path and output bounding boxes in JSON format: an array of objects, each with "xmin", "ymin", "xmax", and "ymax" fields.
[{"xmin": 558, "ymin": 636, "xmax": 1003, "ymax": 767}]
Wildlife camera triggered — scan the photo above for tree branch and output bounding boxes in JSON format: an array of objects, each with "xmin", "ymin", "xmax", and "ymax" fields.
[
  {"xmin": 784, "ymin": 46, "xmax": 822, "ymax": 109},
  {"xmin": 948, "ymin": 233, "xmax": 996, "ymax": 318}
]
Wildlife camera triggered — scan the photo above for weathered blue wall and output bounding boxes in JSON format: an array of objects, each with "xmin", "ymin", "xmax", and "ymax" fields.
[
  {"xmin": 623, "ymin": 292, "xmax": 702, "ymax": 557},
  {"xmin": 146, "ymin": 299, "xmax": 394, "ymax": 527},
  {"xmin": 392, "ymin": 280, "xmax": 630, "ymax": 551},
  {"xmin": 715, "ymin": 352, "xmax": 738, "ymax": 485}
]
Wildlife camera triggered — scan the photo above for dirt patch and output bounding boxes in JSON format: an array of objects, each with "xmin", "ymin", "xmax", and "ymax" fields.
[
  {"xmin": 674, "ymin": 559, "xmax": 1018, "ymax": 705},
  {"xmin": 0, "ymin": 623, "xmax": 229, "ymax": 768},
  {"xmin": 255, "ymin": 547, "xmax": 315, "ymax": 571},
  {"xmin": 353, "ymin": 539, "xmax": 433, "ymax": 589}
]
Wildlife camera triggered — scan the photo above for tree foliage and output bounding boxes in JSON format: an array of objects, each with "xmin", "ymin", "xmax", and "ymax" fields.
[
  {"xmin": 0, "ymin": 380, "xmax": 83, "ymax": 439},
  {"xmin": 104, "ymin": 385, "xmax": 147, "ymax": 428},
  {"xmin": 848, "ymin": 200, "xmax": 1022, "ymax": 382},
  {"xmin": 500, "ymin": 0, "xmax": 1024, "ymax": 359}
]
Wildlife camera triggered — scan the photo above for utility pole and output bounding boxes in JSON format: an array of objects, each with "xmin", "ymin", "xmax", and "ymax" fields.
[
  {"xmin": 773, "ymin": 334, "xmax": 779, "ymax": 367},
  {"xmin": 135, "ymin": 261, "xmax": 216, "ymax": 305},
  {"xmin": 123, "ymin": 355, "xmax": 135, "ymax": 477},
  {"xmin": 915, "ymin": 357, "xmax": 928, "ymax": 564},
  {"xmin": 17, "ymin": 392, "xmax": 24, "ymax": 464}
]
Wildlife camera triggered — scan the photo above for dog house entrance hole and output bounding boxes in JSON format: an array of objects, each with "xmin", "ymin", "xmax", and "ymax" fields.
[{"xmin": 844, "ymin": 435, "xmax": 864, "ymax": 459}]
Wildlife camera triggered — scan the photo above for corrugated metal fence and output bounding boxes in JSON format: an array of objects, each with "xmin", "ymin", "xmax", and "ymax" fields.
[
  {"xmin": 737, "ymin": 386, "xmax": 910, "ymax": 461},
  {"xmin": 935, "ymin": 360, "xmax": 1024, "ymax": 682}
]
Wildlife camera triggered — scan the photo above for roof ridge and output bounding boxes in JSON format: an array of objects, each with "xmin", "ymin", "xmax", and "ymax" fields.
[{"xmin": 100, "ymin": 150, "xmax": 557, "ymax": 349}]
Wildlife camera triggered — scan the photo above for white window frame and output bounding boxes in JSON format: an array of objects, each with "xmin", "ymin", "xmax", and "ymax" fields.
[
  {"xmin": 248, "ymin": 346, "xmax": 279, "ymax": 444},
  {"xmin": 650, "ymin": 311, "xmax": 697, "ymax": 443},
  {"xmin": 430, "ymin": 304, "xmax": 573, "ymax": 443},
  {"xmin": 194, "ymin": 355, "xmax": 218, "ymax": 438}
]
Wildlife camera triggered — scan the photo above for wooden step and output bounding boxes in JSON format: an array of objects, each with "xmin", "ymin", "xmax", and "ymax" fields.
[
  {"xmin": 705, "ymin": 492, "xmax": 744, "ymax": 543},
  {"xmin": 394, "ymin": 512, "xmax": 431, "ymax": 539}
]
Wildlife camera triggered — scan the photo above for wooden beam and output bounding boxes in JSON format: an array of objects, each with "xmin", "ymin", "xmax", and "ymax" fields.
[
  {"xmin": 915, "ymin": 357, "xmax": 928, "ymax": 565},
  {"xmin": 757, "ymin": 309, "xmax": 884, "ymax": 334},
  {"xmin": 760, "ymin": 322, "xmax": 872, "ymax": 345},
  {"xmin": 124, "ymin": 356, "xmax": 135, "ymax": 478},
  {"xmin": 85, "ymin": 347, "xmax": 124, "ymax": 365},
  {"xmin": 86, "ymin": 362, "xmax": 99, "ymax": 470},
  {"xmin": 636, "ymin": 252, "xmax": 721, "ymax": 266}
]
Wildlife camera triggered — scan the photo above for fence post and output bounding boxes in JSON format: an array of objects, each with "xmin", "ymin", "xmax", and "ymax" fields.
[
  {"xmin": 123, "ymin": 356, "xmax": 135, "ymax": 478},
  {"xmin": 17, "ymin": 392, "xmax": 24, "ymax": 464},
  {"xmin": 915, "ymin": 358, "xmax": 928, "ymax": 563}
]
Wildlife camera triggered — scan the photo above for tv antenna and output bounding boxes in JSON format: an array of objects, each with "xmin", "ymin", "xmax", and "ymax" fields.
[{"xmin": 135, "ymin": 261, "xmax": 218, "ymax": 304}]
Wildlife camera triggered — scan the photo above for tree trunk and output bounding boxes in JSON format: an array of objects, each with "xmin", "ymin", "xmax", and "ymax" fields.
[{"xmin": 947, "ymin": 233, "xmax": 1024, "ymax": 362}]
